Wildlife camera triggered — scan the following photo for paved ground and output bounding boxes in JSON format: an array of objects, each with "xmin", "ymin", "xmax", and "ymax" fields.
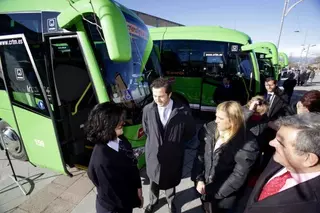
[{"xmin": 1, "ymin": 75, "xmax": 319, "ymax": 213}]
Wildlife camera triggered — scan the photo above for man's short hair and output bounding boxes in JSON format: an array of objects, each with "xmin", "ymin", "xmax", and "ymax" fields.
[
  {"xmin": 265, "ymin": 77, "xmax": 277, "ymax": 84},
  {"xmin": 150, "ymin": 78, "xmax": 172, "ymax": 94},
  {"xmin": 275, "ymin": 113, "xmax": 320, "ymax": 157}
]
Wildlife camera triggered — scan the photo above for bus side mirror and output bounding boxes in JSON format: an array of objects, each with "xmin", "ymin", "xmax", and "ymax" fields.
[
  {"xmin": 57, "ymin": 0, "xmax": 132, "ymax": 62},
  {"xmin": 241, "ymin": 44, "xmax": 255, "ymax": 52}
]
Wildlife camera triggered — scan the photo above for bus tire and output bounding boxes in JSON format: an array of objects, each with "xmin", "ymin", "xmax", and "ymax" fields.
[{"xmin": 0, "ymin": 121, "xmax": 28, "ymax": 161}]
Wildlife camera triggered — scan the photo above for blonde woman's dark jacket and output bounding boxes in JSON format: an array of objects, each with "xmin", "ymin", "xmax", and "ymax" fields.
[{"xmin": 192, "ymin": 121, "xmax": 259, "ymax": 209}]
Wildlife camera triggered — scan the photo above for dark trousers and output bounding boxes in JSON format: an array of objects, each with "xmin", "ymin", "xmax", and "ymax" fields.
[
  {"xmin": 149, "ymin": 182, "xmax": 175, "ymax": 207},
  {"xmin": 96, "ymin": 200, "xmax": 132, "ymax": 213}
]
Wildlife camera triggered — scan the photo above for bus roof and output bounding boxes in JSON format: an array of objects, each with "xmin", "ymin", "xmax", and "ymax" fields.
[{"xmin": 150, "ymin": 26, "xmax": 252, "ymax": 45}]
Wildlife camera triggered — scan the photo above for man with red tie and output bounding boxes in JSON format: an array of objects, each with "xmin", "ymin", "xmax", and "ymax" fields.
[{"xmin": 244, "ymin": 113, "xmax": 320, "ymax": 213}]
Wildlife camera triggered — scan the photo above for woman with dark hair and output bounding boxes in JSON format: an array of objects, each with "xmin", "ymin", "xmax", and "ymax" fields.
[
  {"xmin": 286, "ymin": 90, "xmax": 320, "ymax": 115},
  {"xmin": 297, "ymin": 90, "xmax": 320, "ymax": 114},
  {"xmin": 86, "ymin": 102, "xmax": 143, "ymax": 213}
]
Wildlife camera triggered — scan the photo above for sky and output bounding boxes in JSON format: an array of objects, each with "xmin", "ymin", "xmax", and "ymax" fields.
[{"xmin": 117, "ymin": 0, "xmax": 320, "ymax": 58}]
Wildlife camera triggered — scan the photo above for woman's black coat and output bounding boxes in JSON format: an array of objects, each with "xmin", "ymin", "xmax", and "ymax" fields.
[
  {"xmin": 87, "ymin": 136, "xmax": 141, "ymax": 212},
  {"xmin": 192, "ymin": 121, "xmax": 259, "ymax": 209}
]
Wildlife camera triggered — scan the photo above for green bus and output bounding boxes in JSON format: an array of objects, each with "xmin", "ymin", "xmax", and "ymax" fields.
[
  {"xmin": 251, "ymin": 42, "xmax": 281, "ymax": 81},
  {"xmin": 279, "ymin": 52, "xmax": 289, "ymax": 70},
  {"xmin": 150, "ymin": 26, "xmax": 260, "ymax": 111},
  {"xmin": 0, "ymin": 0, "xmax": 161, "ymax": 175}
]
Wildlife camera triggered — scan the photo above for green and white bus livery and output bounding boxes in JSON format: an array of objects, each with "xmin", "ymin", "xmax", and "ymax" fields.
[{"xmin": 0, "ymin": 0, "xmax": 161, "ymax": 175}]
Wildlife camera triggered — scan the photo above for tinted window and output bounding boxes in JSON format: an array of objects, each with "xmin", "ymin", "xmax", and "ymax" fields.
[
  {"xmin": 159, "ymin": 40, "xmax": 253, "ymax": 80},
  {"xmin": 50, "ymin": 37, "xmax": 94, "ymax": 112},
  {"xmin": 258, "ymin": 58, "xmax": 275, "ymax": 78},
  {"xmin": 161, "ymin": 40, "xmax": 227, "ymax": 77},
  {"xmin": 0, "ymin": 13, "xmax": 42, "ymax": 41},
  {"xmin": 0, "ymin": 13, "xmax": 50, "ymax": 97},
  {"xmin": 85, "ymin": 13, "xmax": 151, "ymax": 103},
  {"xmin": 0, "ymin": 37, "xmax": 49, "ymax": 115},
  {"xmin": 84, "ymin": 13, "xmax": 159, "ymax": 124}
]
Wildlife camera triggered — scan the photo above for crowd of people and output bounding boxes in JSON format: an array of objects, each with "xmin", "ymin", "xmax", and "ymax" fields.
[
  {"xmin": 84, "ymin": 76, "xmax": 320, "ymax": 213},
  {"xmin": 285, "ymin": 68, "xmax": 316, "ymax": 87}
]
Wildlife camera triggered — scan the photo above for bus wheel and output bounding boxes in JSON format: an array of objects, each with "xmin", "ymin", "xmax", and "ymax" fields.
[{"xmin": 0, "ymin": 121, "xmax": 28, "ymax": 161}]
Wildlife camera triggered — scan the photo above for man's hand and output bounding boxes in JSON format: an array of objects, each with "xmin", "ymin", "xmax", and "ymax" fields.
[
  {"xmin": 196, "ymin": 181, "xmax": 206, "ymax": 195},
  {"xmin": 138, "ymin": 188, "xmax": 144, "ymax": 208}
]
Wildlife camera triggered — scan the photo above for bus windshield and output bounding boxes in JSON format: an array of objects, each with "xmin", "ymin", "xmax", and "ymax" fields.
[
  {"xmin": 256, "ymin": 53, "xmax": 274, "ymax": 78},
  {"xmin": 158, "ymin": 40, "xmax": 253, "ymax": 80},
  {"xmin": 84, "ymin": 13, "xmax": 161, "ymax": 124}
]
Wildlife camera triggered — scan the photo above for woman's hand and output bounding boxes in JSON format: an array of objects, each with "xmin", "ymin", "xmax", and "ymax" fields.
[
  {"xmin": 249, "ymin": 100, "xmax": 260, "ymax": 111},
  {"xmin": 138, "ymin": 188, "xmax": 144, "ymax": 208},
  {"xmin": 196, "ymin": 181, "xmax": 206, "ymax": 195}
]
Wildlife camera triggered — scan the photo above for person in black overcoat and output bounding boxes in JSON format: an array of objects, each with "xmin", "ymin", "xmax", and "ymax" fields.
[
  {"xmin": 86, "ymin": 103, "xmax": 143, "ymax": 213},
  {"xmin": 142, "ymin": 78, "xmax": 196, "ymax": 213}
]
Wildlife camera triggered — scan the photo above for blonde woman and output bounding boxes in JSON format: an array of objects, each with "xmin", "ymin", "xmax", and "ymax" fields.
[{"xmin": 193, "ymin": 101, "xmax": 259, "ymax": 213}]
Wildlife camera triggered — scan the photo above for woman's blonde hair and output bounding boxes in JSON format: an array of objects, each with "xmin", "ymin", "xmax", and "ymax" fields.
[
  {"xmin": 216, "ymin": 101, "xmax": 245, "ymax": 142},
  {"xmin": 246, "ymin": 95, "xmax": 269, "ymax": 115}
]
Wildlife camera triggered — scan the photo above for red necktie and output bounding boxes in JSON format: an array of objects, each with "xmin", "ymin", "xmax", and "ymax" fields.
[{"xmin": 258, "ymin": 171, "xmax": 292, "ymax": 201}]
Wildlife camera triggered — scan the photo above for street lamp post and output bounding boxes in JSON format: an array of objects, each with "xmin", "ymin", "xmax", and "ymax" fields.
[
  {"xmin": 277, "ymin": 0, "xmax": 305, "ymax": 48},
  {"xmin": 305, "ymin": 44, "xmax": 316, "ymax": 67},
  {"xmin": 295, "ymin": 30, "xmax": 308, "ymax": 68}
]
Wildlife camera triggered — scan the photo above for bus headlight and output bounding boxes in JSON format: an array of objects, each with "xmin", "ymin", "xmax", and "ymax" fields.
[{"xmin": 133, "ymin": 147, "xmax": 145, "ymax": 158}]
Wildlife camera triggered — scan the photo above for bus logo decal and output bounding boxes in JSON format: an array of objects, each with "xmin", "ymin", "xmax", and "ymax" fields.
[
  {"xmin": 231, "ymin": 45, "xmax": 239, "ymax": 52},
  {"xmin": 35, "ymin": 139, "xmax": 45, "ymax": 147},
  {"xmin": 47, "ymin": 18, "xmax": 57, "ymax": 32},
  {"xmin": 15, "ymin": 68, "xmax": 25, "ymax": 81}
]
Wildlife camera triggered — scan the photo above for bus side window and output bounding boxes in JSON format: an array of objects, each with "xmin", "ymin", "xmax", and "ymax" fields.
[{"xmin": 0, "ymin": 41, "xmax": 49, "ymax": 115}]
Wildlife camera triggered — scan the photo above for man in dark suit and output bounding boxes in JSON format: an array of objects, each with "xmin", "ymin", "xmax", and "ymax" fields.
[
  {"xmin": 244, "ymin": 113, "xmax": 320, "ymax": 213},
  {"xmin": 142, "ymin": 78, "xmax": 196, "ymax": 213},
  {"xmin": 260, "ymin": 77, "xmax": 289, "ymax": 168},
  {"xmin": 264, "ymin": 77, "xmax": 288, "ymax": 121},
  {"xmin": 213, "ymin": 76, "xmax": 234, "ymax": 105}
]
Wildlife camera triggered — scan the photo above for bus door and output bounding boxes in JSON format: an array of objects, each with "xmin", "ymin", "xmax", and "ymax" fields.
[
  {"xmin": 226, "ymin": 51, "xmax": 253, "ymax": 105},
  {"xmin": 0, "ymin": 34, "xmax": 69, "ymax": 174},
  {"xmin": 45, "ymin": 35, "xmax": 97, "ymax": 167},
  {"xmin": 200, "ymin": 52, "xmax": 225, "ymax": 111}
]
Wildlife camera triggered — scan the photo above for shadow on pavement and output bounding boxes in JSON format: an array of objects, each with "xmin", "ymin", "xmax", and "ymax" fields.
[
  {"xmin": 0, "ymin": 173, "xmax": 44, "ymax": 195},
  {"xmin": 175, "ymin": 187, "xmax": 201, "ymax": 213}
]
